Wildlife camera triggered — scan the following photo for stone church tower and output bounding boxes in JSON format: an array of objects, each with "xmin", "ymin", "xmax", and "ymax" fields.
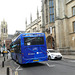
[{"xmin": 0, "ymin": 19, "xmax": 8, "ymax": 45}]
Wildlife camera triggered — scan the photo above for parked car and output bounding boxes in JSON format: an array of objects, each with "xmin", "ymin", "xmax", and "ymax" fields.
[{"xmin": 47, "ymin": 49, "xmax": 62, "ymax": 60}]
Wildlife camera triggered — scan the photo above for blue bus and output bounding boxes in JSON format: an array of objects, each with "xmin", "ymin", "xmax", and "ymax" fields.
[{"xmin": 10, "ymin": 33, "xmax": 48, "ymax": 64}]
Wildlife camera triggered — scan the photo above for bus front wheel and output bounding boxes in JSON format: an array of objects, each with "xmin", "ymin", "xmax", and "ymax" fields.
[{"xmin": 16, "ymin": 56, "xmax": 19, "ymax": 63}]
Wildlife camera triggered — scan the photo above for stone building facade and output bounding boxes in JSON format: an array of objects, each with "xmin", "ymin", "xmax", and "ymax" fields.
[
  {"xmin": 25, "ymin": 16, "xmax": 42, "ymax": 33},
  {"xmin": 25, "ymin": 8, "xmax": 42, "ymax": 33},
  {"xmin": 5, "ymin": 39, "xmax": 12, "ymax": 50},
  {"xmin": 42, "ymin": 0, "xmax": 75, "ymax": 51}
]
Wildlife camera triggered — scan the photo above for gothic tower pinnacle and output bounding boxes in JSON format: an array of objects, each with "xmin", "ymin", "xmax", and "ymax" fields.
[
  {"xmin": 30, "ymin": 13, "xmax": 32, "ymax": 23},
  {"xmin": 37, "ymin": 7, "xmax": 39, "ymax": 19}
]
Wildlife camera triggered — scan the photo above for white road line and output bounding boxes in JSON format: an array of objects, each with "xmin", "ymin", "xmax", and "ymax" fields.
[
  {"xmin": 46, "ymin": 63, "xmax": 55, "ymax": 67},
  {"xmin": 15, "ymin": 71, "xmax": 18, "ymax": 75},
  {"xmin": 10, "ymin": 68, "xmax": 13, "ymax": 75},
  {"xmin": 16, "ymin": 65, "xmax": 23, "ymax": 71},
  {"xmin": 42, "ymin": 62, "xmax": 55, "ymax": 67},
  {"xmin": 69, "ymin": 60, "xmax": 75, "ymax": 62},
  {"xmin": 17, "ymin": 69, "xmax": 23, "ymax": 71},
  {"xmin": 14, "ymin": 62, "xmax": 19, "ymax": 66},
  {"xmin": 16, "ymin": 65, "xmax": 20, "ymax": 70}
]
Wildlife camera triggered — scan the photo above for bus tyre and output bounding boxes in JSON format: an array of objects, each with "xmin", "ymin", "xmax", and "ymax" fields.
[
  {"xmin": 16, "ymin": 57, "xmax": 19, "ymax": 63},
  {"xmin": 11, "ymin": 57, "xmax": 13, "ymax": 60},
  {"xmin": 48, "ymin": 56, "xmax": 51, "ymax": 60},
  {"xmin": 11, "ymin": 55, "xmax": 13, "ymax": 60}
]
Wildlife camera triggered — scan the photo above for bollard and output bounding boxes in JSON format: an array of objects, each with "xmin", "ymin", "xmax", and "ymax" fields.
[
  {"xmin": 4, "ymin": 57, "xmax": 5, "ymax": 61},
  {"xmin": 7, "ymin": 67, "xmax": 10, "ymax": 75},
  {"xmin": 2, "ymin": 61, "xmax": 4, "ymax": 67}
]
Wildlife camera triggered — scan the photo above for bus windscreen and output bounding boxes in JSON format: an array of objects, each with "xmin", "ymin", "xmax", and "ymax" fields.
[{"xmin": 24, "ymin": 37, "xmax": 44, "ymax": 45}]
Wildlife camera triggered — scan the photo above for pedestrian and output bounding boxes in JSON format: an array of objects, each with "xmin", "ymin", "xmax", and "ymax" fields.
[{"xmin": 2, "ymin": 50, "xmax": 4, "ymax": 57}]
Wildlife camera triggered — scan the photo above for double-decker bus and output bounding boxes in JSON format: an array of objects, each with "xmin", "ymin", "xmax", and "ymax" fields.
[{"xmin": 10, "ymin": 33, "xmax": 48, "ymax": 64}]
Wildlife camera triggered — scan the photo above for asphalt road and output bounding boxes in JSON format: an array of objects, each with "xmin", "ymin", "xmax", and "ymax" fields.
[{"xmin": 5, "ymin": 58, "xmax": 75, "ymax": 75}]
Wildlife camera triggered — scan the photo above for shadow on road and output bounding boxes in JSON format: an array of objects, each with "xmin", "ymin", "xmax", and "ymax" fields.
[
  {"xmin": 20, "ymin": 63, "xmax": 46, "ymax": 68},
  {"xmin": 48, "ymin": 59, "xmax": 62, "ymax": 61}
]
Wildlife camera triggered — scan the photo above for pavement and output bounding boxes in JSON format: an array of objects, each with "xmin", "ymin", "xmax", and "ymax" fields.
[
  {"xmin": 62, "ymin": 55, "xmax": 75, "ymax": 60},
  {"xmin": 0, "ymin": 53, "xmax": 12, "ymax": 75},
  {"xmin": 0, "ymin": 55, "xmax": 6, "ymax": 75}
]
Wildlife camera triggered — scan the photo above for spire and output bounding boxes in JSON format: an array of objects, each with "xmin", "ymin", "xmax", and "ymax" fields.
[
  {"xmin": 3, "ymin": 19, "xmax": 5, "ymax": 24},
  {"xmin": 30, "ymin": 13, "xmax": 32, "ymax": 23},
  {"xmin": 3, "ymin": 19, "xmax": 5, "ymax": 22},
  {"xmin": 25, "ymin": 18, "xmax": 27, "ymax": 27},
  {"xmin": 37, "ymin": 7, "xmax": 39, "ymax": 19}
]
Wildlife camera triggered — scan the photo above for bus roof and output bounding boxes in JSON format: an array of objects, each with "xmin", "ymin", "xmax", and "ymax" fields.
[{"xmin": 12, "ymin": 33, "xmax": 45, "ymax": 42}]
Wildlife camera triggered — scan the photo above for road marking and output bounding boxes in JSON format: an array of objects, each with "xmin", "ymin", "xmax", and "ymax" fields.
[
  {"xmin": 16, "ymin": 65, "xmax": 20, "ymax": 70},
  {"xmin": 7, "ymin": 66, "xmax": 11, "ymax": 67},
  {"xmin": 16, "ymin": 65, "xmax": 23, "ymax": 71},
  {"xmin": 69, "ymin": 60, "xmax": 75, "ymax": 62},
  {"xmin": 10, "ymin": 68, "xmax": 13, "ymax": 75},
  {"xmin": 15, "ymin": 71, "xmax": 18, "ymax": 75},
  {"xmin": 42, "ymin": 62, "xmax": 55, "ymax": 67},
  {"xmin": 14, "ymin": 62, "xmax": 19, "ymax": 66},
  {"xmin": 46, "ymin": 63, "xmax": 55, "ymax": 67}
]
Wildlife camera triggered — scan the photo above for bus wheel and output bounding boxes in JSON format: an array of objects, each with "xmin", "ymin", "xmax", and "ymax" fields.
[
  {"xmin": 11, "ymin": 55, "xmax": 13, "ymax": 60},
  {"xmin": 16, "ymin": 57, "xmax": 19, "ymax": 63},
  {"xmin": 11, "ymin": 57, "xmax": 13, "ymax": 60},
  {"xmin": 48, "ymin": 56, "xmax": 51, "ymax": 60}
]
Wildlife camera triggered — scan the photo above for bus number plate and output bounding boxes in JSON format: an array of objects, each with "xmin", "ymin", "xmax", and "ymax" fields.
[{"xmin": 33, "ymin": 60, "xmax": 39, "ymax": 61}]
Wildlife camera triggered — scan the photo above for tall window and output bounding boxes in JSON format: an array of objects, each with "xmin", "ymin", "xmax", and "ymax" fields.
[
  {"xmin": 72, "ymin": 6, "xmax": 75, "ymax": 16},
  {"xmin": 45, "ymin": 0, "xmax": 48, "ymax": 24},
  {"xmin": 49, "ymin": 0, "xmax": 54, "ymax": 22},
  {"xmin": 73, "ymin": 21, "xmax": 75, "ymax": 32},
  {"xmin": 6, "ymin": 26, "xmax": 7, "ymax": 33},
  {"xmin": 4, "ymin": 28, "xmax": 5, "ymax": 33}
]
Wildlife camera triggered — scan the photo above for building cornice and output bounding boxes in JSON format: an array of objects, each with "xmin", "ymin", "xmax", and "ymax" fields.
[
  {"xmin": 66, "ymin": 0, "xmax": 74, "ymax": 5},
  {"xmin": 55, "ymin": 15, "xmax": 75, "ymax": 21},
  {"xmin": 69, "ymin": 32, "xmax": 75, "ymax": 34},
  {"xmin": 41, "ymin": 25, "xmax": 45, "ymax": 28},
  {"xmin": 26, "ymin": 17, "xmax": 41, "ymax": 30}
]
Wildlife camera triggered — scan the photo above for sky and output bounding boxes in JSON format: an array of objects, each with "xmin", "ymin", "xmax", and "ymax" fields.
[{"xmin": 0, "ymin": 0, "xmax": 41, "ymax": 34}]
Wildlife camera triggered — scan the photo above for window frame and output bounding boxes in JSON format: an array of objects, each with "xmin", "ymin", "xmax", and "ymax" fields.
[
  {"xmin": 72, "ymin": 6, "xmax": 75, "ymax": 16},
  {"xmin": 73, "ymin": 21, "xmax": 75, "ymax": 32},
  {"xmin": 4, "ymin": 28, "xmax": 5, "ymax": 33},
  {"xmin": 45, "ymin": 0, "xmax": 48, "ymax": 24},
  {"xmin": 49, "ymin": 0, "xmax": 54, "ymax": 23},
  {"xmin": 24, "ymin": 37, "xmax": 44, "ymax": 46}
]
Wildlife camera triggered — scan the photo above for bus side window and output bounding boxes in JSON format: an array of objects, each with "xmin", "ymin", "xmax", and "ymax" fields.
[
  {"xmin": 19, "ymin": 39, "xmax": 21, "ymax": 51},
  {"xmin": 13, "ymin": 39, "xmax": 21, "ymax": 53},
  {"xmin": 17, "ymin": 39, "xmax": 21, "ymax": 53},
  {"xmin": 14, "ymin": 42, "xmax": 17, "ymax": 53}
]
